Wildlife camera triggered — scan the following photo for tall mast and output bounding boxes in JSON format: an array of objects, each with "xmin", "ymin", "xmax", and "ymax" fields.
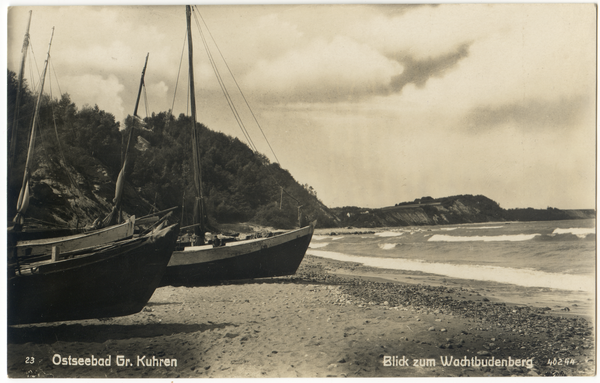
[
  {"xmin": 187, "ymin": 5, "xmax": 205, "ymax": 244},
  {"xmin": 13, "ymin": 27, "xmax": 54, "ymax": 226},
  {"xmin": 122, "ymin": 53, "xmax": 149, "ymax": 167},
  {"xmin": 9, "ymin": 10, "xmax": 33, "ymax": 174},
  {"xmin": 102, "ymin": 53, "xmax": 149, "ymax": 227}
]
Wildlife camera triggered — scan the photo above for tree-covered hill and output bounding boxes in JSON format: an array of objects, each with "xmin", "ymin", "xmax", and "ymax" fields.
[{"xmin": 7, "ymin": 70, "xmax": 339, "ymax": 230}]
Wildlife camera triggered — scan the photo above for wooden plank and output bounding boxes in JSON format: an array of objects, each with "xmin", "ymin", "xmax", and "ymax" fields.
[{"xmin": 51, "ymin": 246, "xmax": 59, "ymax": 262}]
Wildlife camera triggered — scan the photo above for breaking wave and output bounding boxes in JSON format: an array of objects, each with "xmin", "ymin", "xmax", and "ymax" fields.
[
  {"xmin": 375, "ymin": 231, "xmax": 403, "ymax": 237},
  {"xmin": 428, "ymin": 234, "xmax": 540, "ymax": 242},
  {"xmin": 307, "ymin": 249, "xmax": 592, "ymax": 292},
  {"xmin": 552, "ymin": 228, "xmax": 595, "ymax": 239},
  {"xmin": 469, "ymin": 226, "xmax": 505, "ymax": 230}
]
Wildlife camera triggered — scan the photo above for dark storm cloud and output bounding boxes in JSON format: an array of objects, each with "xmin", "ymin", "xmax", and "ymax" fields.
[
  {"xmin": 387, "ymin": 43, "xmax": 471, "ymax": 94},
  {"xmin": 463, "ymin": 95, "xmax": 589, "ymax": 132}
]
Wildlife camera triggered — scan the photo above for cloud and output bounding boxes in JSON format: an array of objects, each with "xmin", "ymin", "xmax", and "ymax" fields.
[
  {"xmin": 238, "ymin": 6, "xmax": 475, "ymax": 104},
  {"xmin": 146, "ymin": 80, "xmax": 169, "ymax": 111},
  {"xmin": 386, "ymin": 43, "xmax": 470, "ymax": 94},
  {"xmin": 366, "ymin": 4, "xmax": 437, "ymax": 17},
  {"xmin": 64, "ymin": 74, "xmax": 125, "ymax": 121},
  {"xmin": 244, "ymin": 35, "xmax": 401, "ymax": 103},
  {"xmin": 340, "ymin": 3, "xmax": 595, "ymax": 110},
  {"xmin": 463, "ymin": 95, "xmax": 590, "ymax": 132},
  {"xmin": 345, "ymin": 4, "xmax": 493, "ymax": 61},
  {"xmin": 247, "ymin": 13, "xmax": 305, "ymax": 61}
]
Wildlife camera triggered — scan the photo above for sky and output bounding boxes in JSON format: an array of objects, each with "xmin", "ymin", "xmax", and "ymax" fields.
[{"xmin": 5, "ymin": 3, "xmax": 597, "ymax": 210}]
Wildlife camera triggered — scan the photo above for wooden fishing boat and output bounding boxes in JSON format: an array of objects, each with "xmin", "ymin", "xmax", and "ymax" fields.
[
  {"xmin": 161, "ymin": 6, "xmax": 314, "ymax": 285},
  {"xmin": 8, "ymin": 37, "xmax": 159, "ymax": 252},
  {"xmin": 7, "ymin": 24, "xmax": 178, "ymax": 325},
  {"xmin": 162, "ymin": 222, "xmax": 314, "ymax": 285},
  {"xmin": 8, "ymin": 223, "xmax": 179, "ymax": 325}
]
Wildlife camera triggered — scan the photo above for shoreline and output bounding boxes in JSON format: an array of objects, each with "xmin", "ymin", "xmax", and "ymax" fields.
[
  {"xmin": 7, "ymin": 254, "xmax": 595, "ymax": 378},
  {"xmin": 307, "ymin": 252, "xmax": 594, "ymax": 321}
]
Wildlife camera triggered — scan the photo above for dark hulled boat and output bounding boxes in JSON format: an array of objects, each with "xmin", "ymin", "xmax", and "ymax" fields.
[
  {"xmin": 162, "ymin": 222, "xmax": 314, "ymax": 285},
  {"xmin": 160, "ymin": 6, "xmax": 314, "ymax": 286},
  {"xmin": 7, "ymin": 21, "xmax": 180, "ymax": 326},
  {"xmin": 9, "ymin": 42, "xmax": 155, "ymax": 257},
  {"xmin": 8, "ymin": 223, "xmax": 179, "ymax": 325}
]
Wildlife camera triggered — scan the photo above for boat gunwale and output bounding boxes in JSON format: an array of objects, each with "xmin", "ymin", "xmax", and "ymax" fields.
[
  {"xmin": 14, "ymin": 216, "xmax": 135, "ymax": 247},
  {"xmin": 181, "ymin": 224, "xmax": 314, "ymax": 252},
  {"xmin": 12, "ymin": 223, "xmax": 179, "ymax": 275}
]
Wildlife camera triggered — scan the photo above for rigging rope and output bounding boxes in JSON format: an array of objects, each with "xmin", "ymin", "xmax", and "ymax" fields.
[
  {"xmin": 192, "ymin": 10, "xmax": 257, "ymax": 153},
  {"xmin": 26, "ymin": 216, "xmax": 73, "ymax": 228},
  {"xmin": 169, "ymin": 7, "xmax": 304, "ymax": 211},
  {"xmin": 143, "ymin": 81, "xmax": 149, "ymax": 120},
  {"xmin": 47, "ymin": 57, "xmax": 82, "ymax": 197},
  {"xmin": 28, "ymin": 42, "xmax": 40, "ymax": 95},
  {"xmin": 50, "ymin": 58, "xmax": 62, "ymax": 96},
  {"xmin": 191, "ymin": 7, "xmax": 301, "ymax": 207},
  {"xmin": 168, "ymin": 31, "xmax": 188, "ymax": 126},
  {"xmin": 196, "ymin": 11, "xmax": 281, "ymax": 165}
]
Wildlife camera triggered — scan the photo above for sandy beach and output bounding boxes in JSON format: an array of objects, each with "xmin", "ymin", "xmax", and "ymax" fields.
[{"xmin": 7, "ymin": 254, "xmax": 595, "ymax": 378}]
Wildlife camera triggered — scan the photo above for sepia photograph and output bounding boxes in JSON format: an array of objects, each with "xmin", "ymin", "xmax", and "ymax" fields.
[{"xmin": 5, "ymin": 2, "xmax": 596, "ymax": 379}]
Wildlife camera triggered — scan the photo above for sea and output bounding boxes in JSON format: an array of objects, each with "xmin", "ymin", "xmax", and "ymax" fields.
[{"xmin": 308, "ymin": 219, "xmax": 596, "ymax": 318}]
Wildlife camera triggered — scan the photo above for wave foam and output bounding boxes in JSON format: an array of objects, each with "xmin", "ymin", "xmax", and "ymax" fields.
[
  {"xmin": 428, "ymin": 234, "xmax": 540, "ymax": 242},
  {"xmin": 552, "ymin": 228, "xmax": 595, "ymax": 239},
  {"xmin": 378, "ymin": 243, "xmax": 397, "ymax": 250},
  {"xmin": 307, "ymin": 250, "xmax": 593, "ymax": 292},
  {"xmin": 309, "ymin": 243, "xmax": 329, "ymax": 249},
  {"xmin": 469, "ymin": 226, "xmax": 505, "ymax": 230},
  {"xmin": 375, "ymin": 231, "xmax": 403, "ymax": 237}
]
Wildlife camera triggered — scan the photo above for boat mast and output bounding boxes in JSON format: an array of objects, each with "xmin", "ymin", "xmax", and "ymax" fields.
[
  {"xmin": 186, "ymin": 5, "xmax": 205, "ymax": 244},
  {"xmin": 123, "ymin": 53, "xmax": 149, "ymax": 167},
  {"xmin": 13, "ymin": 27, "xmax": 54, "ymax": 226},
  {"xmin": 9, "ymin": 10, "xmax": 33, "ymax": 175},
  {"xmin": 103, "ymin": 53, "xmax": 149, "ymax": 227}
]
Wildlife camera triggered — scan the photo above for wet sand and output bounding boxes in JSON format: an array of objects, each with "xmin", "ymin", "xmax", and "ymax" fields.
[{"xmin": 7, "ymin": 255, "xmax": 595, "ymax": 378}]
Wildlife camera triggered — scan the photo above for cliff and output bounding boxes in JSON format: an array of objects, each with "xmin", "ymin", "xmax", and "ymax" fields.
[{"xmin": 332, "ymin": 195, "xmax": 595, "ymax": 228}]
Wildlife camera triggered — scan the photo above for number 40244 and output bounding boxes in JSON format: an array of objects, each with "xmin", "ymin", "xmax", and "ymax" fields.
[{"xmin": 547, "ymin": 358, "xmax": 576, "ymax": 366}]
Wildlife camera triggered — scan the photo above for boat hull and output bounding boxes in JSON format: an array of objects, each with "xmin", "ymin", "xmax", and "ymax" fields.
[
  {"xmin": 161, "ymin": 223, "xmax": 314, "ymax": 285},
  {"xmin": 12, "ymin": 217, "xmax": 136, "ymax": 259},
  {"xmin": 7, "ymin": 223, "xmax": 179, "ymax": 325}
]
